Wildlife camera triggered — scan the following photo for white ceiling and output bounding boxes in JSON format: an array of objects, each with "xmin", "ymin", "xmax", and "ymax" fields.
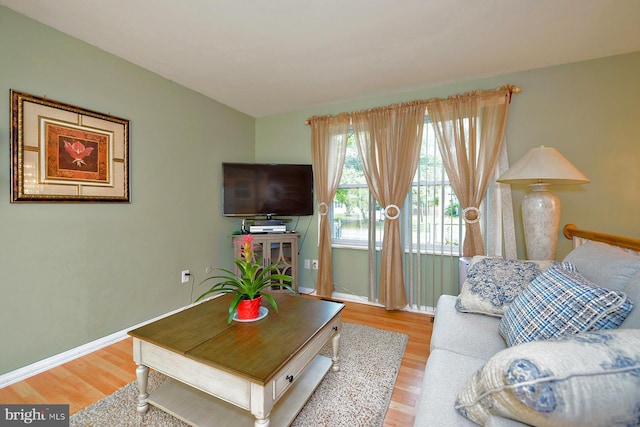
[{"xmin": 2, "ymin": 0, "xmax": 640, "ymax": 117}]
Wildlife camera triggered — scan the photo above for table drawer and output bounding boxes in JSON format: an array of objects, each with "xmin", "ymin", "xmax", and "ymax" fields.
[{"xmin": 272, "ymin": 316, "xmax": 340, "ymax": 400}]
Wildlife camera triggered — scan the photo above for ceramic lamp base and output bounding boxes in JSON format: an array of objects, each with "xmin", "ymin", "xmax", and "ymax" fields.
[{"xmin": 522, "ymin": 183, "xmax": 560, "ymax": 260}]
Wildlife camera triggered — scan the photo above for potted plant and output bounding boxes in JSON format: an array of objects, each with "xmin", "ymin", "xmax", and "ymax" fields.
[{"xmin": 196, "ymin": 234, "xmax": 296, "ymax": 324}]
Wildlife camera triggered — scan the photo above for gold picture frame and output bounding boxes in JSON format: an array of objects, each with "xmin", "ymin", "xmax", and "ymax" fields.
[{"xmin": 10, "ymin": 90, "xmax": 130, "ymax": 202}]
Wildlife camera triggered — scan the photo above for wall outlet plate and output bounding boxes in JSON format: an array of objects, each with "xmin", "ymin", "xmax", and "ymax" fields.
[{"xmin": 181, "ymin": 270, "xmax": 190, "ymax": 284}]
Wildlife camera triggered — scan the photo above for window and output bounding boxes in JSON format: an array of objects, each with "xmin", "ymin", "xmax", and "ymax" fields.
[{"xmin": 331, "ymin": 119, "xmax": 464, "ymax": 255}]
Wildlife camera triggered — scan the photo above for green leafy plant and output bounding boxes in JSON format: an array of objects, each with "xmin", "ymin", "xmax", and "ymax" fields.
[
  {"xmin": 196, "ymin": 234, "xmax": 295, "ymax": 324},
  {"xmin": 444, "ymin": 200, "xmax": 460, "ymax": 217}
]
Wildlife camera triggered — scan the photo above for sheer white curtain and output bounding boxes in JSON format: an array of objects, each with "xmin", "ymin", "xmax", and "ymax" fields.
[{"xmin": 489, "ymin": 143, "xmax": 518, "ymax": 259}]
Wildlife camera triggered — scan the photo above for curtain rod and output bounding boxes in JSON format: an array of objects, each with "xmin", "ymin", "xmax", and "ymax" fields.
[{"xmin": 305, "ymin": 84, "xmax": 521, "ymax": 125}]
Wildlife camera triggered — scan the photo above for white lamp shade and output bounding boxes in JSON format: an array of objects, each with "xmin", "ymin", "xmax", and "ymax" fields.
[{"xmin": 497, "ymin": 146, "xmax": 590, "ymax": 185}]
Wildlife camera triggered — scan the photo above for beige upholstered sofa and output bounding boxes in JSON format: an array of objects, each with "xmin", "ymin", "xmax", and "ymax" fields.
[{"xmin": 414, "ymin": 226, "xmax": 640, "ymax": 427}]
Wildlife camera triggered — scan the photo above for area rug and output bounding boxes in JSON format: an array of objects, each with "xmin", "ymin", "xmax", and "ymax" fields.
[{"xmin": 70, "ymin": 323, "xmax": 408, "ymax": 427}]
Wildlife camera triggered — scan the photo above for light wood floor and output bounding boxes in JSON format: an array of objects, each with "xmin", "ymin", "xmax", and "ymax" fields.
[{"xmin": 0, "ymin": 299, "xmax": 433, "ymax": 426}]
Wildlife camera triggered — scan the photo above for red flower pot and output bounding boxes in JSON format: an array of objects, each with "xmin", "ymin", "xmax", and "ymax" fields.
[{"xmin": 236, "ymin": 295, "xmax": 263, "ymax": 320}]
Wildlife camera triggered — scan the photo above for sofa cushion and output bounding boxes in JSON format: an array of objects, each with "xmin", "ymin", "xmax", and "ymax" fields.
[
  {"xmin": 485, "ymin": 417, "xmax": 531, "ymax": 427},
  {"xmin": 563, "ymin": 241, "xmax": 640, "ymax": 290},
  {"xmin": 621, "ymin": 270, "xmax": 640, "ymax": 329},
  {"xmin": 431, "ymin": 295, "xmax": 506, "ymax": 360},
  {"xmin": 455, "ymin": 329, "xmax": 640, "ymax": 427},
  {"xmin": 414, "ymin": 349, "xmax": 487, "ymax": 427},
  {"xmin": 456, "ymin": 257, "xmax": 555, "ymax": 317},
  {"xmin": 499, "ymin": 262, "xmax": 633, "ymax": 347}
]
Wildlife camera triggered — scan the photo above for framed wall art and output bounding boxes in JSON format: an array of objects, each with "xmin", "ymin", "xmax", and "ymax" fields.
[{"xmin": 10, "ymin": 90, "xmax": 130, "ymax": 202}]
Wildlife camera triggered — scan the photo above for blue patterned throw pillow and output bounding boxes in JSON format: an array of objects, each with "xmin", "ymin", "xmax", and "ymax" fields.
[
  {"xmin": 456, "ymin": 329, "xmax": 640, "ymax": 427},
  {"xmin": 456, "ymin": 256, "xmax": 555, "ymax": 317},
  {"xmin": 499, "ymin": 262, "xmax": 633, "ymax": 347}
]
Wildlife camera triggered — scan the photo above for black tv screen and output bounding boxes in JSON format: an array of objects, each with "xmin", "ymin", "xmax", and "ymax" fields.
[{"xmin": 222, "ymin": 163, "xmax": 314, "ymax": 217}]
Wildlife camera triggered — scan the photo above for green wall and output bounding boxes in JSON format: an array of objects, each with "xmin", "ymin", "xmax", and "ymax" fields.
[
  {"xmin": 0, "ymin": 7, "xmax": 255, "ymax": 375},
  {"xmin": 256, "ymin": 51, "xmax": 640, "ymax": 299}
]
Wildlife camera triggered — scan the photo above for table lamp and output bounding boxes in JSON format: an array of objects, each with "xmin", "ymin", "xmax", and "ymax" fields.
[{"xmin": 497, "ymin": 146, "xmax": 589, "ymax": 260}]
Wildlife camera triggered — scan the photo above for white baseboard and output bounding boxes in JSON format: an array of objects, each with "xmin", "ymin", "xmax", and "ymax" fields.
[
  {"xmin": 0, "ymin": 291, "xmax": 433, "ymax": 389},
  {"xmin": 0, "ymin": 302, "xmax": 197, "ymax": 389},
  {"xmin": 0, "ymin": 330, "xmax": 129, "ymax": 389}
]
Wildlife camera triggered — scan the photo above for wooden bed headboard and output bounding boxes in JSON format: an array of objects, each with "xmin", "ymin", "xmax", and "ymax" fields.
[{"xmin": 563, "ymin": 224, "xmax": 640, "ymax": 252}]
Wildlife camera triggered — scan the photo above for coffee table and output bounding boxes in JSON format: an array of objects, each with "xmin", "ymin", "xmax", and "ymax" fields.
[{"xmin": 128, "ymin": 294, "xmax": 344, "ymax": 427}]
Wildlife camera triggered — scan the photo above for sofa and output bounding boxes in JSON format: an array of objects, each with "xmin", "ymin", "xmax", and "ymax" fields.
[{"xmin": 414, "ymin": 233, "xmax": 640, "ymax": 427}]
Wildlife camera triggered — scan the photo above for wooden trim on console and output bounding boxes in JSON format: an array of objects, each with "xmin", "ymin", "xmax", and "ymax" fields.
[{"xmin": 563, "ymin": 224, "xmax": 640, "ymax": 251}]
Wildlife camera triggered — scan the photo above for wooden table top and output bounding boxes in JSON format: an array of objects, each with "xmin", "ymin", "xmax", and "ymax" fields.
[{"xmin": 129, "ymin": 294, "xmax": 344, "ymax": 384}]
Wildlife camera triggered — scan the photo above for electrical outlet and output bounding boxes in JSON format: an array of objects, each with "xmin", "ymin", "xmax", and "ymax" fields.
[
  {"xmin": 311, "ymin": 260, "xmax": 318, "ymax": 270},
  {"xmin": 181, "ymin": 269, "xmax": 190, "ymax": 284},
  {"xmin": 304, "ymin": 259, "xmax": 311, "ymax": 269}
]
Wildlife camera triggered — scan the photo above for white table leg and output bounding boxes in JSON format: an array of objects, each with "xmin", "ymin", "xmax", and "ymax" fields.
[
  {"xmin": 331, "ymin": 329, "xmax": 341, "ymax": 372},
  {"xmin": 136, "ymin": 364, "xmax": 149, "ymax": 414},
  {"xmin": 255, "ymin": 416, "xmax": 270, "ymax": 426}
]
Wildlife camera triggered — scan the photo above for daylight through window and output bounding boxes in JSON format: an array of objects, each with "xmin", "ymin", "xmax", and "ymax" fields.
[{"xmin": 331, "ymin": 118, "xmax": 464, "ymax": 255}]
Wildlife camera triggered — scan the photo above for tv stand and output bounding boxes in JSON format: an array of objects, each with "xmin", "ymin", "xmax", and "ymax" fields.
[{"xmin": 231, "ymin": 233, "xmax": 299, "ymax": 291}]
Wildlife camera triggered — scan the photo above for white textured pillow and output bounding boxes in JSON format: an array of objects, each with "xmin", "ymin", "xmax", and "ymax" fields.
[
  {"xmin": 456, "ymin": 257, "xmax": 555, "ymax": 317},
  {"xmin": 455, "ymin": 329, "xmax": 640, "ymax": 427}
]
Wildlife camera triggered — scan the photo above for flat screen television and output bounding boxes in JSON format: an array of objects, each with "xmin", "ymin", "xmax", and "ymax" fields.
[{"xmin": 222, "ymin": 162, "xmax": 314, "ymax": 217}]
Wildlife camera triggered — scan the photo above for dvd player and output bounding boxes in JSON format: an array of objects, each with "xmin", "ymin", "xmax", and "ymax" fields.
[{"xmin": 249, "ymin": 225, "xmax": 287, "ymax": 233}]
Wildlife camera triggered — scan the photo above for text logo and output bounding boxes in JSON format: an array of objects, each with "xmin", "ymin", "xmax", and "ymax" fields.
[{"xmin": 0, "ymin": 405, "xmax": 68, "ymax": 426}]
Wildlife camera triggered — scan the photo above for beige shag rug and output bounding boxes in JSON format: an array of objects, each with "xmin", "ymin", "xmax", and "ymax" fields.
[{"xmin": 70, "ymin": 323, "xmax": 408, "ymax": 427}]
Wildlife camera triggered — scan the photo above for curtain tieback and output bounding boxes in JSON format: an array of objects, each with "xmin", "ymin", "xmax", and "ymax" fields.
[
  {"xmin": 462, "ymin": 206, "xmax": 481, "ymax": 224},
  {"xmin": 384, "ymin": 204, "xmax": 400, "ymax": 220},
  {"xmin": 318, "ymin": 202, "xmax": 329, "ymax": 216}
]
